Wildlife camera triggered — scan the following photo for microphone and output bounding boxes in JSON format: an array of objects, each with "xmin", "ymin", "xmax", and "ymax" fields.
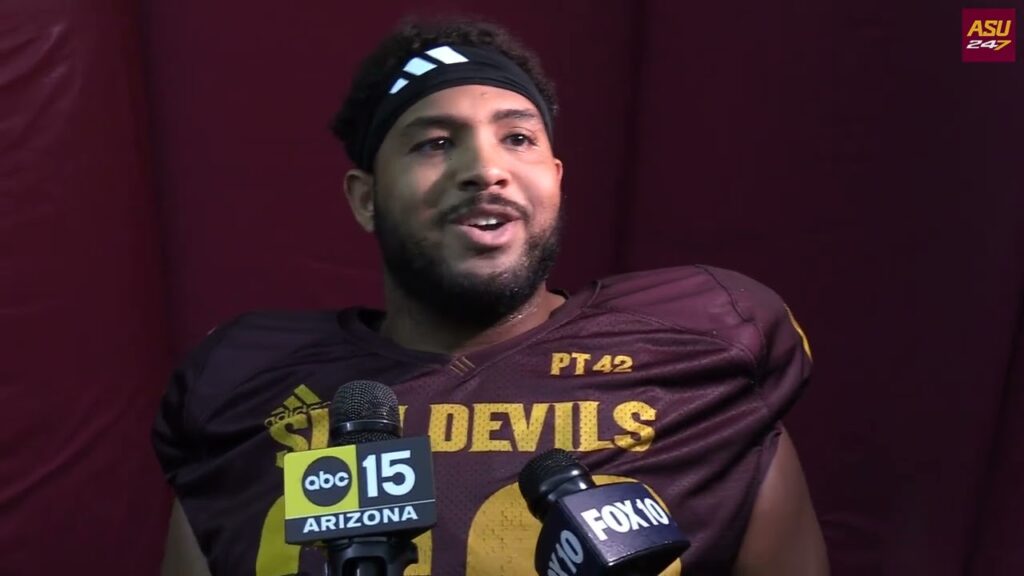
[
  {"xmin": 282, "ymin": 380, "xmax": 436, "ymax": 576},
  {"xmin": 518, "ymin": 449, "xmax": 690, "ymax": 576}
]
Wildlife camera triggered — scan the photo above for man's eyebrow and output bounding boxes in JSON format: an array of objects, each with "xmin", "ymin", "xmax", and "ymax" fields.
[
  {"xmin": 400, "ymin": 108, "xmax": 542, "ymax": 132},
  {"xmin": 491, "ymin": 108, "xmax": 541, "ymax": 123},
  {"xmin": 401, "ymin": 114, "xmax": 463, "ymax": 132}
]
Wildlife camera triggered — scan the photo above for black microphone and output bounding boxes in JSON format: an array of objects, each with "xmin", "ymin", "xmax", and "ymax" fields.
[
  {"xmin": 518, "ymin": 449, "xmax": 690, "ymax": 576},
  {"xmin": 281, "ymin": 380, "xmax": 436, "ymax": 576}
]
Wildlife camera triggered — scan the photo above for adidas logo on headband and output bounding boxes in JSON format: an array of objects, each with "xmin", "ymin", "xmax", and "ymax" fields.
[
  {"xmin": 359, "ymin": 44, "xmax": 553, "ymax": 170},
  {"xmin": 389, "ymin": 46, "xmax": 470, "ymax": 94}
]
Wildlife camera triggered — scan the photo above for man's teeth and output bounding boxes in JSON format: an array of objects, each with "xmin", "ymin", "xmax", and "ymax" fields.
[{"xmin": 467, "ymin": 217, "xmax": 502, "ymax": 226}]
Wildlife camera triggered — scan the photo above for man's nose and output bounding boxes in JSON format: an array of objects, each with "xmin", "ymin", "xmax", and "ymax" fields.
[{"xmin": 455, "ymin": 136, "xmax": 510, "ymax": 193}]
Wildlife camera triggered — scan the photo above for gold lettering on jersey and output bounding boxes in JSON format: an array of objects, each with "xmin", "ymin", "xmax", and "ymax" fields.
[
  {"xmin": 309, "ymin": 407, "xmax": 329, "ymax": 451},
  {"xmin": 507, "ymin": 403, "xmax": 549, "ymax": 451},
  {"xmin": 415, "ymin": 400, "xmax": 656, "ymax": 453},
  {"xmin": 471, "ymin": 404, "xmax": 514, "ymax": 452},
  {"xmin": 269, "ymin": 415, "xmax": 309, "ymax": 462},
  {"xmin": 570, "ymin": 352, "xmax": 591, "ymax": 375},
  {"xmin": 265, "ymin": 392, "xmax": 658, "ymax": 459},
  {"xmin": 549, "ymin": 352, "xmax": 635, "ymax": 376},
  {"xmin": 612, "ymin": 355, "xmax": 634, "ymax": 372},
  {"xmin": 593, "ymin": 355, "xmax": 614, "ymax": 372},
  {"xmin": 550, "ymin": 352, "xmax": 571, "ymax": 375},
  {"xmin": 553, "ymin": 401, "xmax": 575, "ymax": 450},
  {"xmin": 463, "ymin": 403, "xmax": 553, "ymax": 452},
  {"xmin": 613, "ymin": 401, "xmax": 657, "ymax": 451},
  {"xmin": 428, "ymin": 404, "xmax": 470, "ymax": 452},
  {"xmin": 577, "ymin": 401, "xmax": 615, "ymax": 451}
]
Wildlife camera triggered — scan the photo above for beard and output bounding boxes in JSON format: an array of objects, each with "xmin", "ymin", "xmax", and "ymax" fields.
[{"xmin": 372, "ymin": 194, "xmax": 563, "ymax": 328}]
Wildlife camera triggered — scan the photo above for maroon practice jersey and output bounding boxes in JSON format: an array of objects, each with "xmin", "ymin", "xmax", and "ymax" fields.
[{"xmin": 153, "ymin": 265, "xmax": 812, "ymax": 576}]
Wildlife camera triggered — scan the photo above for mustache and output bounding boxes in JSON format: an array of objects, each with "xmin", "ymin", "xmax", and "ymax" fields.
[{"xmin": 437, "ymin": 193, "xmax": 530, "ymax": 225}]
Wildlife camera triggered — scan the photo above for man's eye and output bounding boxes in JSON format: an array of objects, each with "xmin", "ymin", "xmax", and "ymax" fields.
[
  {"xmin": 412, "ymin": 137, "xmax": 452, "ymax": 153},
  {"xmin": 505, "ymin": 133, "xmax": 537, "ymax": 147}
]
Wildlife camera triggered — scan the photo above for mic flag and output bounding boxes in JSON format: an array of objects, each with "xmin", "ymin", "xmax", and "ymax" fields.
[
  {"xmin": 282, "ymin": 436, "xmax": 436, "ymax": 543},
  {"xmin": 520, "ymin": 449, "xmax": 690, "ymax": 575},
  {"xmin": 282, "ymin": 380, "xmax": 436, "ymax": 545}
]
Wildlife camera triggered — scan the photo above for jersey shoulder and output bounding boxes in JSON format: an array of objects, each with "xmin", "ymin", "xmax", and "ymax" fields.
[
  {"xmin": 589, "ymin": 265, "xmax": 811, "ymax": 376},
  {"xmin": 187, "ymin": 309, "xmax": 344, "ymax": 382},
  {"xmin": 158, "ymin": 310, "xmax": 348, "ymax": 442}
]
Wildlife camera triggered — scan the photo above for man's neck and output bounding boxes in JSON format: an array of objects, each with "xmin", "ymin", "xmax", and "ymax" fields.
[{"xmin": 377, "ymin": 281, "xmax": 566, "ymax": 356}]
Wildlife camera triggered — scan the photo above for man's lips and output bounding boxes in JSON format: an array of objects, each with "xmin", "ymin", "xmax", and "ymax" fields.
[
  {"xmin": 449, "ymin": 219, "xmax": 521, "ymax": 249},
  {"xmin": 447, "ymin": 205, "xmax": 524, "ymax": 226},
  {"xmin": 438, "ymin": 200, "xmax": 529, "ymax": 250}
]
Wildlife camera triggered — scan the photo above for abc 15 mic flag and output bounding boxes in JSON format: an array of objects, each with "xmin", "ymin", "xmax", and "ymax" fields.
[{"xmin": 282, "ymin": 436, "xmax": 437, "ymax": 543}]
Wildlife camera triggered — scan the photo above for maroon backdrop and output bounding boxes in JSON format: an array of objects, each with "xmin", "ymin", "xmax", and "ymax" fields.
[
  {"xmin": 2, "ymin": 0, "xmax": 1021, "ymax": 574},
  {"xmin": 0, "ymin": 0, "xmax": 170, "ymax": 573}
]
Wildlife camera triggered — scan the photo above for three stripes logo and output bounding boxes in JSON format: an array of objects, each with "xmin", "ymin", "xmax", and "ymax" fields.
[
  {"xmin": 264, "ymin": 384, "xmax": 329, "ymax": 429},
  {"xmin": 448, "ymin": 356, "xmax": 476, "ymax": 375},
  {"xmin": 389, "ymin": 45, "xmax": 470, "ymax": 94}
]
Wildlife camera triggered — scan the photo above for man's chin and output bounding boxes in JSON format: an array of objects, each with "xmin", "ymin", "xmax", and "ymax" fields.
[{"xmin": 444, "ymin": 255, "xmax": 523, "ymax": 281}]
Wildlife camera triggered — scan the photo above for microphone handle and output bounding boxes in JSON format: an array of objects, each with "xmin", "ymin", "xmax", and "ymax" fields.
[{"xmin": 326, "ymin": 536, "xmax": 418, "ymax": 576}]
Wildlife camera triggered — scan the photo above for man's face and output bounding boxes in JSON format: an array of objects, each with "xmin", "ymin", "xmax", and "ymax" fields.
[{"xmin": 369, "ymin": 85, "xmax": 563, "ymax": 324}]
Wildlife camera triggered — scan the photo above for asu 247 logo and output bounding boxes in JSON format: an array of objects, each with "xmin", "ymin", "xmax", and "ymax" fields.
[{"xmin": 962, "ymin": 9, "xmax": 1016, "ymax": 63}]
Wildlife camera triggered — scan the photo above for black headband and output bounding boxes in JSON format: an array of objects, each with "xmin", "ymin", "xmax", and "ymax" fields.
[{"xmin": 357, "ymin": 44, "xmax": 554, "ymax": 171}]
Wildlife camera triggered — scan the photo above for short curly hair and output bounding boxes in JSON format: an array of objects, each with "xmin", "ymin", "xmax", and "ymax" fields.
[{"xmin": 330, "ymin": 16, "xmax": 559, "ymax": 171}]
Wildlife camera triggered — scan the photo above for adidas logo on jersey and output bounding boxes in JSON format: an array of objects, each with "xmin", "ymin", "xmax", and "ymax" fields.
[{"xmin": 264, "ymin": 384, "xmax": 329, "ymax": 429}]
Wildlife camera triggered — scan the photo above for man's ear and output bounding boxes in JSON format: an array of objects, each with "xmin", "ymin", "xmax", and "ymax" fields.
[
  {"xmin": 344, "ymin": 169, "xmax": 375, "ymax": 232},
  {"xmin": 554, "ymin": 157, "xmax": 564, "ymax": 184}
]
